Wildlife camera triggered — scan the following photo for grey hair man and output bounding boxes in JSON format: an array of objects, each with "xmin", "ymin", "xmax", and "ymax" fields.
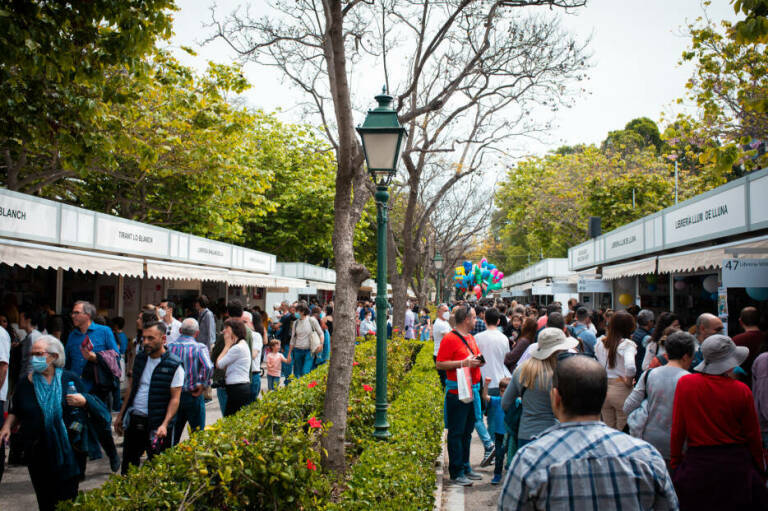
[{"xmin": 165, "ymin": 317, "xmax": 213, "ymax": 446}]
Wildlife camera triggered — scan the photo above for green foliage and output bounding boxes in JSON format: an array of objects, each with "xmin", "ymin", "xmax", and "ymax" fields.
[
  {"xmin": 602, "ymin": 117, "xmax": 664, "ymax": 155},
  {"xmin": 731, "ymin": 0, "xmax": 768, "ymax": 43},
  {"xmin": 329, "ymin": 342, "xmax": 443, "ymax": 511},
  {"xmin": 62, "ymin": 337, "xmax": 434, "ymax": 510}
]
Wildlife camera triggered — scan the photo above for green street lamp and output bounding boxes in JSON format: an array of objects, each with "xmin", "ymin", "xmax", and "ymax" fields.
[
  {"xmin": 357, "ymin": 87, "xmax": 406, "ymax": 441},
  {"xmin": 433, "ymin": 251, "xmax": 444, "ymax": 305}
]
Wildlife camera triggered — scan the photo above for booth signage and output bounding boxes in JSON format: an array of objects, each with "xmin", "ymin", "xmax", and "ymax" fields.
[
  {"xmin": 604, "ymin": 223, "xmax": 644, "ymax": 260},
  {"xmin": 574, "ymin": 242, "xmax": 595, "ymax": 268},
  {"xmin": 95, "ymin": 216, "xmax": 169, "ymax": 257},
  {"xmin": 0, "ymin": 192, "xmax": 58, "ymax": 242},
  {"xmin": 722, "ymin": 258, "xmax": 768, "ymax": 288},
  {"xmin": 578, "ymin": 279, "xmax": 612, "ymax": 293},
  {"xmin": 189, "ymin": 236, "xmax": 232, "ymax": 265},
  {"xmin": 665, "ymin": 186, "xmax": 746, "ymax": 246},
  {"xmin": 531, "ymin": 285, "xmax": 552, "ymax": 295}
]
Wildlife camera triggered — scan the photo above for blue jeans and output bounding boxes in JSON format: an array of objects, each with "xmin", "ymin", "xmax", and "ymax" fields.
[
  {"xmin": 250, "ymin": 372, "xmax": 262, "ymax": 401},
  {"xmin": 267, "ymin": 375, "xmax": 280, "ymax": 391},
  {"xmin": 292, "ymin": 348, "xmax": 313, "ymax": 379},
  {"xmin": 281, "ymin": 345, "xmax": 293, "ymax": 383},
  {"xmin": 173, "ymin": 392, "xmax": 206, "ymax": 445},
  {"xmin": 216, "ymin": 386, "xmax": 228, "ymax": 415},
  {"xmin": 445, "ymin": 392, "xmax": 475, "ymax": 479}
]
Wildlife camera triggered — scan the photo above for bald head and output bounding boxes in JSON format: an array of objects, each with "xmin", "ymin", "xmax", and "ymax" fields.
[
  {"xmin": 552, "ymin": 355, "xmax": 607, "ymax": 419},
  {"xmin": 696, "ymin": 313, "xmax": 723, "ymax": 342}
]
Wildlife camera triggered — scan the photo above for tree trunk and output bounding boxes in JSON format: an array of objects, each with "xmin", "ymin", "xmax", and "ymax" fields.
[{"xmin": 390, "ymin": 275, "xmax": 408, "ymax": 332}]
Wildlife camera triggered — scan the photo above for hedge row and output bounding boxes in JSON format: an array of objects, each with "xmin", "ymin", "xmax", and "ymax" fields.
[
  {"xmin": 329, "ymin": 341, "xmax": 443, "ymax": 511},
  {"xmin": 62, "ymin": 336, "xmax": 423, "ymax": 510}
]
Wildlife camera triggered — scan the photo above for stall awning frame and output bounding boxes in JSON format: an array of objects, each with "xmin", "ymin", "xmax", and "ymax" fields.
[
  {"xmin": 146, "ymin": 260, "xmax": 229, "ymax": 283},
  {"xmin": 0, "ymin": 239, "xmax": 144, "ymax": 277},
  {"xmin": 227, "ymin": 271, "xmax": 275, "ymax": 288},
  {"xmin": 657, "ymin": 235, "xmax": 768, "ymax": 274},
  {"xmin": 602, "ymin": 257, "xmax": 658, "ymax": 280},
  {"xmin": 309, "ymin": 281, "xmax": 335, "ymax": 291}
]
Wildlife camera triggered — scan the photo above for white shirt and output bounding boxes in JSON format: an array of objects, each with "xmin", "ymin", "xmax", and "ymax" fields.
[
  {"xmin": 165, "ymin": 318, "xmax": 182, "ymax": 343},
  {"xmin": 474, "ymin": 328, "xmax": 512, "ymax": 388},
  {"xmin": 595, "ymin": 338, "xmax": 637, "ymax": 378},
  {"xmin": 217, "ymin": 340, "xmax": 251, "ymax": 384},
  {"xmin": 132, "ymin": 356, "xmax": 184, "ymax": 416},
  {"xmin": 251, "ymin": 332, "xmax": 263, "ymax": 373},
  {"xmin": 360, "ymin": 318, "xmax": 376, "ymax": 336},
  {"xmin": 0, "ymin": 325, "xmax": 10, "ymax": 401},
  {"xmin": 432, "ymin": 318, "xmax": 451, "ymax": 357}
]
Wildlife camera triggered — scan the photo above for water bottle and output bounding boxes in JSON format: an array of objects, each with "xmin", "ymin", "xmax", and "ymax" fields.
[{"xmin": 67, "ymin": 381, "xmax": 84, "ymax": 432}]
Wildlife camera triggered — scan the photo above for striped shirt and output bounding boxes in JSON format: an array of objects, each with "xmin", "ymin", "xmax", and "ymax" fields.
[
  {"xmin": 166, "ymin": 335, "xmax": 214, "ymax": 393},
  {"xmin": 498, "ymin": 421, "xmax": 678, "ymax": 511}
]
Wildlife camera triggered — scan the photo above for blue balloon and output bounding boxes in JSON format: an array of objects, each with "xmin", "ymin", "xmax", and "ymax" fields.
[
  {"xmin": 463, "ymin": 261, "xmax": 472, "ymax": 274},
  {"xmin": 648, "ymin": 284, "xmax": 657, "ymax": 292},
  {"xmin": 746, "ymin": 288, "xmax": 768, "ymax": 301},
  {"xmin": 487, "ymin": 264, "xmax": 496, "ymax": 270}
]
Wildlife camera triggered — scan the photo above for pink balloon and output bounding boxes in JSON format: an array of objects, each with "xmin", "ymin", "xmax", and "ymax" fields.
[{"xmin": 497, "ymin": 272, "xmax": 504, "ymax": 279}]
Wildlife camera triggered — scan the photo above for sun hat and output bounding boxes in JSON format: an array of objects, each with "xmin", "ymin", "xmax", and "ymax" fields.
[
  {"xmin": 529, "ymin": 328, "xmax": 579, "ymax": 360},
  {"xmin": 694, "ymin": 334, "xmax": 749, "ymax": 375}
]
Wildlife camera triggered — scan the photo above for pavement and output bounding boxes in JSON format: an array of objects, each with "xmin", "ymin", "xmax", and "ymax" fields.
[
  {"xmin": 439, "ymin": 429, "xmax": 505, "ymax": 511},
  {"xmin": 0, "ymin": 378, "xmax": 260, "ymax": 510}
]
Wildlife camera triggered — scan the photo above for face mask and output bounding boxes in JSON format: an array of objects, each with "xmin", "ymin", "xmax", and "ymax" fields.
[
  {"xmin": 31, "ymin": 355, "xmax": 49, "ymax": 373},
  {"xmin": 294, "ymin": 312, "xmax": 300, "ymax": 319},
  {"xmin": 365, "ymin": 316, "xmax": 372, "ymax": 321},
  {"xmin": 157, "ymin": 308, "xmax": 166, "ymax": 319},
  {"xmin": 442, "ymin": 311, "xmax": 450, "ymax": 321}
]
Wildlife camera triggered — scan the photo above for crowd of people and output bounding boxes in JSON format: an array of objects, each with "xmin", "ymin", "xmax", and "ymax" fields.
[
  {"xmin": 0, "ymin": 294, "xmax": 334, "ymax": 510},
  {"xmin": 432, "ymin": 298, "xmax": 768, "ymax": 510}
]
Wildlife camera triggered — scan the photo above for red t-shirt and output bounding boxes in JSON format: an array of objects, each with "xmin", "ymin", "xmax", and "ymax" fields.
[
  {"xmin": 670, "ymin": 373, "xmax": 764, "ymax": 470},
  {"xmin": 436, "ymin": 331, "xmax": 482, "ymax": 394}
]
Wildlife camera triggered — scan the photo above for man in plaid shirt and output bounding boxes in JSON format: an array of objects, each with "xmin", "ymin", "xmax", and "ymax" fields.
[{"xmin": 498, "ymin": 354, "xmax": 678, "ymax": 511}]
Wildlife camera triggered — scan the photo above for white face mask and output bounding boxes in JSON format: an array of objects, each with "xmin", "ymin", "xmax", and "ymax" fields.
[
  {"xmin": 442, "ymin": 311, "xmax": 450, "ymax": 321},
  {"xmin": 157, "ymin": 308, "xmax": 166, "ymax": 319}
]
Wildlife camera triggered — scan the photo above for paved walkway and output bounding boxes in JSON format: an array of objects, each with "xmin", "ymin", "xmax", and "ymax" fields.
[
  {"xmin": 440, "ymin": 430, "xmax": 504, "ymax": 511},
  {"xmin": 1, "ymin": 386, "xmax": 237, "ymax": 510}
]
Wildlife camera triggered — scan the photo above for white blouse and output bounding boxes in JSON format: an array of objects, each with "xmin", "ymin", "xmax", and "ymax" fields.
[
  {"xmin": 217, "ymin": 340, "xmax": 251, "ymax": 385},
  {"xmin": 595, "ymin": 338, "xmax": 637, "ymax": 378}
]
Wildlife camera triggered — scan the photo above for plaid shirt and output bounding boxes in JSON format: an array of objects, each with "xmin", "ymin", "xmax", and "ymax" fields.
[
  {"xmin": 470, "ymin": 318, "xmax": 487, "ymax": 336},
  {"xmin": 498, "ymin": 421, "xmax": 678, "ymax": 511},
  {"xmin": 166, "ymin": 335, "xmax": 214, "ymax": 393}
]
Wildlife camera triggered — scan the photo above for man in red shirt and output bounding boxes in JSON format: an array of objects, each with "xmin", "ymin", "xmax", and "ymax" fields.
[
  {"xmin": 733, "ymin": 306, "xmax": 767, "ymax": 382},
  {"xmin": 436, "ymin": 305, "xmax": 484, "ymax": 486},
  {"xmin": 671, "ymin": 334, "xmax": 768, "ymax": 509}
]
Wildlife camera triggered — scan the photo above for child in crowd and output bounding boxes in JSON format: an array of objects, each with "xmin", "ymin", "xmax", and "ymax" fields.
[
  {"xmin": 482, "ymin": 376, "xmax": 512, "ymax": 485},
  {"xmin": 265, "ymin": 339, "xmax": 290, "ymax": 391}
]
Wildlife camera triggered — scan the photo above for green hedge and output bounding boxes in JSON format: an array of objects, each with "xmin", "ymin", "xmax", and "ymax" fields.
[
  {"xmin": 329, "ymin": 341, "xmax": 443, "ymax": 511},
  {"xmin": 61, "ymin": 337, "xmax": 429, "ymax": 510}
]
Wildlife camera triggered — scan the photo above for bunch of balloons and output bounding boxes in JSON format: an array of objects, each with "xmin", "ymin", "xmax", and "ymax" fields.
[{"xmin": 453, "ymin": 258, "xmax": 504, "ymax": 299}]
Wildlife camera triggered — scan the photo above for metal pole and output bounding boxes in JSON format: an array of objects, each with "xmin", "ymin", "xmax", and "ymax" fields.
[
  {"xmin": 55, "ymin": 268, "xmax": 63, "ymax": 314},
  {"xmin": 674, "ymin": 160, "xmax": 679, "ymax": 204},
  {"xmin": 669, "ymin": 273, "xmax": 675, "ymax": 313},
  {"xmin": 632, "ymin": 188, "xmax": 636, "ymax": 209},
  {"xmin": 436, "ymin": 269, "xmax": 442, "ymax": 305},
  {"xmin": 374, "ymin": 186, "xmax": 391, "ymax": 440}
]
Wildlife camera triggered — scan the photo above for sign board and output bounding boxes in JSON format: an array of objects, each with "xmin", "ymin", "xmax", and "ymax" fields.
[
  {"xmin": 0, "ymin": 192, "xmax": 59, "ymax": 242},
  {"xmin": 531, "ymin": 286, "xmax": 552, "ymax": 296},
  {"xmin": 604, "ymin": 223, "xmax": 644, "ymax": 260},
  {"xmin": 188, "ymin": 236, "xmax": 232, "ymax": 266},
  {"xmin": 665, "ymin": 186, "xmax": 746, "ymax": 246},
  {"xmin": 722, "ymin": 258, "xmax": 768, "ymax": 288},
  {"xmin": 578, "ymin": 279, "xmax": 612, "ymax": 293},
  {"xmin": 95, "ymin": 216, "xmax": 169, "ymax": 257}
]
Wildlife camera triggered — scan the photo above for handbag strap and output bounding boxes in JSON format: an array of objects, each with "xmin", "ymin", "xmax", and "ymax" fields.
[{"xmin": 451, "ymin": 329, "xmax": 476, "ymax": 357}]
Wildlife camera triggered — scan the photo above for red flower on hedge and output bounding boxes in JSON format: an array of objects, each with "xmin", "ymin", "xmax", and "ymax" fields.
[
  {"xmin": 352, "ymin": 361, "xmax": 359, "ymax": 366},
  {"xmin": 308, "ymin": 417, "xmax": 322, "ymax": 429},
  {"xmin": 362, "ymin": 384, "xmax": 373, "ymax": 392},
  {"xmin": 306, "ymin": 459, "xmax": 317, "ymax": 471},
  {"xmin": 308, "ymin": 381, "xmax": 318, "ymax": 388},
  {"xmin": 242, "ymin": 438, "xmax": 251, "ymax": 446}
]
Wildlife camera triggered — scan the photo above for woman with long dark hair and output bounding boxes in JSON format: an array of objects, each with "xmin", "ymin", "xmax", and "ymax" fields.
[
  {"xmin": 595, "ymin": 310, "xmax": 637, "ymax": 430},
  {"xmin": 641, "ymin": 312, "xmax": 680, "ymax": 370},
  {"xmin": 216, "ymin": 319, "xmax": 252, "ymax": 416},
  {"xmin": 504, "ymin": 318, "xmax": 538, "ymax": 374}
]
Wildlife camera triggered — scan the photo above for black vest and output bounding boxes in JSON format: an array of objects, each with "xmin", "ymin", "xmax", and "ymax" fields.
[{"xmin": 128, "ymin": 350, "xmax": 182, "ymax": 429}]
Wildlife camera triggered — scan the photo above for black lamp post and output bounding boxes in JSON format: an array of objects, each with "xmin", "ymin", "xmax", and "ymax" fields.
[{"xmin": 356, "ymin": 88, "xmax": 407, "ymax": 440}]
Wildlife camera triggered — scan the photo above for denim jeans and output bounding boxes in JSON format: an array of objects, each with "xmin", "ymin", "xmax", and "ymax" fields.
[
  {"xmin": 475, "ymin": 416, "xmax": 494, "ymax": 451},
  {"xmin": 216, "ymin": 386, "xmax": 228, "ymax": 415},
  {"xmin": 173, "ymin": 392, "xmax": 206, "ymax": 446},
  {"xmin": 281, "ymin": 345, "xmax": 293, "ymax": 383},
  {"xmin": 445, "ymin": 391, "xmax": 475, "ymax": 479},
  {"xmin": 292, "ymin": 348, "xmax": 313, "ymax": 379},
  {"xmin": 267, "ymin": 375, "xmax": 280, "ymax": 391},
  {"xmin": 494, "ymin": 433, "xmax": 506, "ymax": 476},
  {"xmin": 250, "ymin": 372, "xmax": 262, "ymax": 401}
]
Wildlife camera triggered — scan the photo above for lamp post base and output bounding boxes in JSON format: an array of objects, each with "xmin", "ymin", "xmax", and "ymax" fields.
[{"xmin": 373, "ymin": 402, "xmax": 391, "ymax": 440}]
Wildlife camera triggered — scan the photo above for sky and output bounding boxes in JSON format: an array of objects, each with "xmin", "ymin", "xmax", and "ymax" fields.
[{"xmin": 168, "ymin": 0, "xmax": 738, "ymax": 157}]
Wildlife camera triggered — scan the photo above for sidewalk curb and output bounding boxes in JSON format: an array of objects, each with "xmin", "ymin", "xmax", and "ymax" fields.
[{"xmin": 433, "ymin": 429, "xmax": 448, "ymax": 511}]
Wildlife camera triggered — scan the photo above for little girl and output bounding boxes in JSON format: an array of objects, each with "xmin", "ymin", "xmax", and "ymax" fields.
[{"xmin": 265, "ymin": 340, "xmax": 291, "ymax": 391}]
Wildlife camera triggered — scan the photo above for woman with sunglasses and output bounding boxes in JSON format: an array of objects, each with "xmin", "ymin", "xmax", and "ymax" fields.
[{"xmin": 502, "ymin": 327, "xmax": 579, "ymax": 448}]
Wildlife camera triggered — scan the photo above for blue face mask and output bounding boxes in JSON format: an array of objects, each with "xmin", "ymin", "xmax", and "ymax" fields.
[
  {"xmin": 294, "ymin": 312, "xmax": 300, "ymax": 319},
  {"xmin": 31, "ymin": 355, "xmax": 49, "ymax": 373}
]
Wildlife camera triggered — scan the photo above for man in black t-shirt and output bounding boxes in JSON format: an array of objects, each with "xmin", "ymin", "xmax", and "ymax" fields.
[{"xmin": 278, "ymin": 303, "xmax": 296, "ymax": 383}]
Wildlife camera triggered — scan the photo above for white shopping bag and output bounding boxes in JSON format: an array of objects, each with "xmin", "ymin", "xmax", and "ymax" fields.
[{"xmin": 456, "ymin": 366, "xmax": 474, "ymax": 403}]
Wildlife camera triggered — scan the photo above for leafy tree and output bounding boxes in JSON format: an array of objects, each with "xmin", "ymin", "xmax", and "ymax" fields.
[
  {"xmin": 731, "ymin": 0, "xmax": 768, "ymax": 43},
  {"xmin": 1, "ymin": 0, "xmax": 176, "ymax": 191},
  {"xmin": 602, "ymin": 117, "xmax": 664, "ymax": 155}
]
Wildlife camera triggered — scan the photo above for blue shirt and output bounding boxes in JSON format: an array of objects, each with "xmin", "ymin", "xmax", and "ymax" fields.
[
  {"xmin": 487, "ymin": 396, "xmax": 505, "ymax": 436},
  {"xmin": 65, "ymin": 322, "xmax": 119, "ymax": 378},
  {"xmin": 470, "ymin": 318, "xmax": 487, "ymax": 336},
  {"xmin": 166, "ymin": 335, "xmax": 214, "ymax": 393},
  {"xmin": 117, "ymin": 331, "xmax": 129, "ymax": 356},
  {"xmin": 570, "ymin": 322, "xmax": 597, "ymax": 356},
  {"xmin": 498, "ymin": 421, "xmax": 677, "ymax": 511}
]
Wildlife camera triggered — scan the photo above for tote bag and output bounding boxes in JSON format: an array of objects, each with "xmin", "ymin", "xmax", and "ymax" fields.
[{"xmin": 456, "ymin": 366, "xmax": 474, "ymax": 403}]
